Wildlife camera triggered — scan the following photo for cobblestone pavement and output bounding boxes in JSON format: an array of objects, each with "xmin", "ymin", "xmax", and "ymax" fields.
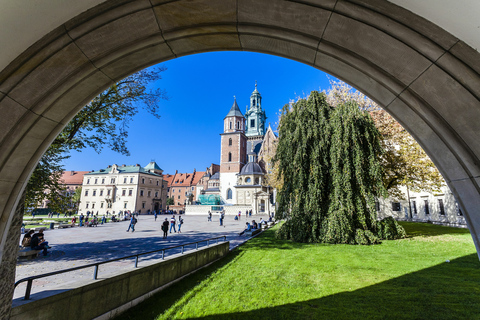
[{"xmin": 14, "ymin": 213, "xmax": 268, "ymax": 302}]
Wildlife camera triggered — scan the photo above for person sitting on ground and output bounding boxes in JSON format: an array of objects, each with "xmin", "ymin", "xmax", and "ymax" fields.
[
  {"xmin": 31, "ymin": 230, "xmax": 50, "ymax": 256},
  {"xmin": 239, "ymin": 222, "xmax": 251, "ymax": 235},
  {"xmin": 22, "ymin": 230, "xmax": 34, "ymax": 248},
  {"xmin": 251, "ymin": 220, "xmax": 258, "ymax": 229},
  {"xmin": 234, "ymin": 215, "xmax": 238, "ymax": 221}
]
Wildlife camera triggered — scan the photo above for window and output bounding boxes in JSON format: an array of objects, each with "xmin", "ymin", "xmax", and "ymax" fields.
[
  {"xmin": 192, "ymin": 187, "xmax": 194, "ymax": 191},
  {"xmin": 101, "ymin": 178, "xmax": 105, "ymax": 184},
  {"xmin": 124, "ymin": 177, "xmax": 127, "ymax": 183},
  {"xmin": 94, "ymin": 178, "xmax": 98, "ymax": 184},
  {"xmin": 155, "ymin": 191, "xmax": 158, "ymax": 197},
  {"xmin": 100, "ymin": 190, "xmax": 103, "ymax": 196},
  {"xmin": 100, "ymin": 202, "xmax": 104, "ymax": 208},
  {"xmin": 86, "ymin": 203, "xmax": 89, "ymax": 208},
  {"xmin": 150, "ymin": 179, "xmax": 152, "ymax": 184},
  {"xmin": 229, "ymin": 122, "xmax": 232, "ymax": 129},
  {"xmin": 245, "ymin": 177, "xmax": 251, "ymax": 183},
  {"xmin": 85, "ymin": 190, "xmax": 89, "ymax": 196},
  {"xmin": 92, "ymin": 203, "xmax": 95, "ymax": 209},
  {"xmin": 391, "ymin": 202, "xmax": 401, "ymax": 211},
  {"xmin": 122, "ymin": 189, "xmax": 126, "ymax": 196},
  {"xmin": 140, "ymin": 190, "xmax": 144, "ymax": 196},
  {"xmin": 148, "ymin": 191, "xmax": 151, "ymax": 197},
  {"xmin": 237, "ymin": 121, "xmax": 240, "ymax": 129},
  {"xmin": 424, "ymin": 200, "xmax": 430, "ymax": 215},
  {"xmin": 87, "ymin": 179, "xmax": 90, "ymax": 184},
  {"xmin": 130, "ymin": 177, "xmax": 133, "ymax": 183},
  {"xmin": 227, "ymin": 188, "xmax": 232, "ymax": 199},
  {"xmin": 107, "ymin": 189, "xmax": 111, "ymax": 196},
  {"xmin": 412, "ymin": 201, "xmax": 417, "ymax": 214},
  {"xmin": 255, "ymin": 177, "xmax": 259, "ymax": 185},
  {"xmin": 142, "ymin": 203, "xmax": 145, "ymax": 209},
  {"xmin": 250, "ymin": 119, "xmax": 255, "ymax": 128},
  {"xmin": 456, "ymin": 202, "xmax": 463, "ymax": 216},
  {"xmin": 438, "ymin": 199, "xmax": 445, "ymax": 215},
  {"xmin": 128, "ymin": 190, "xmax": 132, "ymax": 196},
  {"xmin": 124, "ymin": 202, "xmax": 127, "ymax": 209},
  {"xmin": 229, "ymin": 138, "xmax": 232, "ymax": 146},
  {"xmin": 92, "ymin": 190, "xmax": 96, "ymax": 196},
  {"xmin": 178, "ymin": 195, "xmax": 180, "ymax": 199},
  {"xmin": 157, "ymin": 181, "xmax": 159, "ymax": 186},
  {"xmin": 228, "ymin": 152, "xmax": 232, "ymax": 162},
  {"xmin": 142, "ymin": 178, "xmax": 145, "ymax": 184},
  {"xmin": 110, "ymin": 178, "xmax": 115, "ymax": 184}
]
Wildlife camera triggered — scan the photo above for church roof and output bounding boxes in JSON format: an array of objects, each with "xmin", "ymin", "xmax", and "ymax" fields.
[
  {"xmin": 210, "ymin": 172, "xmax": 220, "ymax": 180},
  {"xmin": 225, "ymin": 99, "xmax": 244, "ymax": 118},
  {"xmin": 239, "ymin": 162, "xmax": 264, "ymax": 175}
]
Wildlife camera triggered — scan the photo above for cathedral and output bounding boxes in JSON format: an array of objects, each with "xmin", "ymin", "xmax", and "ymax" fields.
[{"xmin": 201, "ymin": 83, "xmax": 276, "ymax": 214}]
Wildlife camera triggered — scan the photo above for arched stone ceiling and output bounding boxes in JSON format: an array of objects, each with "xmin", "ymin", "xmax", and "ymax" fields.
[{"xmin": 0, "ymin": 0, "xmax": 479, "ymax": 266}]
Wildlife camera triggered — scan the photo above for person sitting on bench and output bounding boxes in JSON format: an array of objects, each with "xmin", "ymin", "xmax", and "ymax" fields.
[{"xmin": 31, "ymin": 230, "xmax": 50, "ymax": 256}]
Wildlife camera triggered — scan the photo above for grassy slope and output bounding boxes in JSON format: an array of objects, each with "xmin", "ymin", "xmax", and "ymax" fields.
[{"xmin": 117, "ymin": 222, "xmax": 480, "ymax": 320}]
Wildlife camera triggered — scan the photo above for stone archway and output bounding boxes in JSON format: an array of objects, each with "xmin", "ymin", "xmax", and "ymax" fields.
[{"xmin": 0, "ymin": 0, "xmax": 479, "ymax": 316}]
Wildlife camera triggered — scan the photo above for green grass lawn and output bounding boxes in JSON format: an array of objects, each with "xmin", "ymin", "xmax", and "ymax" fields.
[{"xmin": 116, "ymin": 222, "xmax": 480, "ymax": 320}]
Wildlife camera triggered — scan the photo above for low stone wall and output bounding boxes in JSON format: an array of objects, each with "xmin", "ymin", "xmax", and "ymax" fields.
[
  {"xmin": 185, "ymin": 205, "xmax": 253, "ymax": 215},
  {"xmin": 10, "ymin": 242, "xmax": 229, "ymax": 320}
]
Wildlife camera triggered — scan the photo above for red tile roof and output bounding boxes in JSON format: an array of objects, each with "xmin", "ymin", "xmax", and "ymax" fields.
[{"xmin": 60, "ymin": 171, "xmax": 90, "ymax": 185}]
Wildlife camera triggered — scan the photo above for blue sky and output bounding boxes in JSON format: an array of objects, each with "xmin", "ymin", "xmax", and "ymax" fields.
[{"xmin": 62, "ymin": 51, "xmax": 337, "ymax": 174}]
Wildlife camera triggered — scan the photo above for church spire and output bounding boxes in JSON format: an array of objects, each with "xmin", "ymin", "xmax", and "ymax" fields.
[{"xmin": 245, "ymin": 82, "xmax": 267, "ymax": 137}]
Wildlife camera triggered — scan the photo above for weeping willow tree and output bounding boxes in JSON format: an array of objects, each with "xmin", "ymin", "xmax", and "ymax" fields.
[{"xmin": 275, "ymin": 91, "xmax": 405, "ymax": 244}]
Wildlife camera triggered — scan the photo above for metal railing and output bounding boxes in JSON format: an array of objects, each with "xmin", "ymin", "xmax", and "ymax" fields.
[{"xmin": 14, "ymin": 235, "xmax": 227, "ymax": 300}]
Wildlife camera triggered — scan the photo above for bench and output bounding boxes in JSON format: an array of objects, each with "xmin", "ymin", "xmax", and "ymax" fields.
[
  {"xmin": 245, "ymin": 228, "xmax": 262, "ymax": 237},
  {"xmin": 57, "ymin": 224, "xmax": 74, "ymax": 229},
  {"xmin": 18, "ymin": 247, "xmax": 42, "ymax": 259}
]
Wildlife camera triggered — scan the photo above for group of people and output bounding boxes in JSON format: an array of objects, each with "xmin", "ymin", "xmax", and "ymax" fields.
[
  {"xmin": 160, "ymin": 215, "xmax": 184, "ymax": 238},
  {"xmin": 22, "ymin": 229, "xmax": 51, "ymax": 256}
]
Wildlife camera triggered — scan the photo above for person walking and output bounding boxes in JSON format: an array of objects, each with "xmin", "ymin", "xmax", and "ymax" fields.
[
  {"xmin": 79, "ymin": 213, "xmax": 84, "ymax": 227},
  {"xmin": 126, "ymin": 215, "xmax": 137, "ymax": 232},
  {"xmin": 238, "ymin": 211, "xmax": 241, "ymax": 220},
  {"xmin": 154, "ymin": 211, "xmax": 158, "ymax": 221},
  {"xmin": 220, "ymin": 211, "xmax": 225, "ymax": 226},
  {"xmin": 169, "ymin": 216, "xmax": 177, "ymax": 233},
  {"xmin": 161, "ymin": 218, "xmax": 169, "ymax": 238},
  {"xmin": 208, "ymin": 211, "xmax": 212, "ymax": 222},
  {"xmin": 178, "ymin": 216, "xmax": 184, "ymax": 233}
]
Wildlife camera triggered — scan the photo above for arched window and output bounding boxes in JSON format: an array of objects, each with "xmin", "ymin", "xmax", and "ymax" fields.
[
  {"xmin": 245, "ymin": 177, "xmax": 251, "ymax": 183},
  {"xmin": 238, "ymin": 178, "xmax": 243, "ymax": 184},
  {"xmin": 228, "ymin": 152, "xmax": 232, "ymax": 162},
  {"xmin": 255, "ymin": 177, "xmax": 260, "ymax": 185},
  {"xmin": 237, "ymin": 121, "xmax": 240, "ymax": 129},
  {"xmin": 227, "ymin": 188, "xmax": 232, "ymax": 199},
  {"xmin": 229, "ymin": 138, "xmax": 232, "ymax": 146},
  {"xmin": 229, "ymin": 122, "xmax": 232, "ymax": 129}
]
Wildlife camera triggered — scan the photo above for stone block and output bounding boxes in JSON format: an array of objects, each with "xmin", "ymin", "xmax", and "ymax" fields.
[
  {"xmin": 0, "ymin": 96, "xmax": 30, "ymax": 148},
  {"xmin": 408, "ymin": 64, "xmax": 480, "ymax": 176},
  {"xmin": 323, "ymin": 13, "xmax": 432, "ymax": 86},
  {"xmin": 238, "ymin": 0, "xmax": 331, "ymax": 40},
  {"xmin": 152, "ymin": 0, "xmax": 236, "ymax": 32},
  {"xmin": 343, "ymin": 0, "xmax": 457, "ymax": 50},
  {"xmin": 314, "ymin": 45, "xmax": 400, "ymax": 107},
  {"xmin": 99, "ymin": 40, "xmax": 174, "ymax": 82},
  {"xmin": 436, "ymin": 51, "xmax": 480, "ymax": 100},
  {"xmin": 71, "ymin": 9, "xmax": 160, "ymax": 62},
  {"xmin": 449, "ymin": 41, "xmax": 480, "ymax": 75},
  {"xmin": 238, "ymin": 25, "xmax": 319, "ymax": 50},
  {"xmin": 239, "ymin": 35, "xmax": 316, "ymax": 66},
  {"xmin": 41, "ymin": 69, "xmax": 113, "ymax": 124},
  {"xmin": 7, "ymin": 43, "xmax": 91, "ymax": 110},
  {"xmin": 168, "ymin": 34, "xmax": 241, "ymax": 57},
  {"xmin": 0, "ymin": 30, "xmax": 71, "ymax": 94},
  {"xmin": 384, "ymin": 96, "xmax": 470, "ymax": 182},
  {"xmin": 334, "ymin": 0, "xmax": 446, "ymax": 62}
]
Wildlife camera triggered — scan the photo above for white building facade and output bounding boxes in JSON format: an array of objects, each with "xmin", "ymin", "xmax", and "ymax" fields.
[{"xmin": 79, "ymin": 162, "xmax": 168, "ymax": 215}]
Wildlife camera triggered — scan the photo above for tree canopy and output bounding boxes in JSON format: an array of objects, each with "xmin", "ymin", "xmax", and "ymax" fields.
[
  {"xmin": 25, "ymin": 67, "xmax": 167, "ymax": 213},
  {"xmin": 275, "ymin": 91, "xmax": 405, "ymax": 244}
]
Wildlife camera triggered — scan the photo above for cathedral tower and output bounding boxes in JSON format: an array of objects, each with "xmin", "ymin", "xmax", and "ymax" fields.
[
  {"xmin": 220, "ymin": 98, "xmax": 247, "ymax": 204},
  {"xmin": 245, "ymin": 82, "xmax": 267, "ymax": 138}
]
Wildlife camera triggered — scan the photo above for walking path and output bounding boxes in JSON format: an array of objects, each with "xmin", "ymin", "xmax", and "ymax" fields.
[{"xmin": 14, "ymin": 213, "xmax": 268, "ymax": 302}]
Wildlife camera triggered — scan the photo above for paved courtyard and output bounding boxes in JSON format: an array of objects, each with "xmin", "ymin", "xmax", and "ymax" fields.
[{"xmin": 13, "ymin": 213, "xmax": 269, "ymax": 302}]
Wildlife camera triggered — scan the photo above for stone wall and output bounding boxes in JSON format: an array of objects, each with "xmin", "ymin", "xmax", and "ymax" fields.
[{"xmin": 10, "ymin": 242, "xmax": 229, "ymax": 320}]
